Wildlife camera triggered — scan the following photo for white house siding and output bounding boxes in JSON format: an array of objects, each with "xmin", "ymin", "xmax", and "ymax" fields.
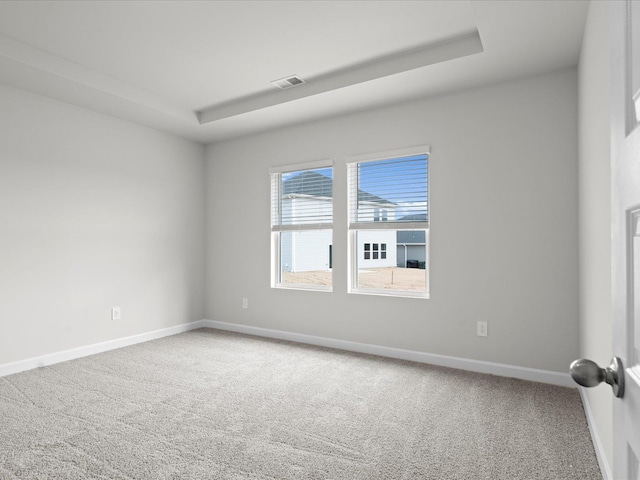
[
  {"xmin": 280, "ymin": 196, "xmax": 333, "ymax": 272},
  {"xmin": 280, "ymin": 231, "xmax": 293, "ymax": 272},
  {"xmin": 286, "ymin": 230, "xmax": 332, "ymax": 272},
  {"xmin": 281, "ymin": 195, "xmax": 293, "ymax": 225},
  {"xmin": 290, "ymin": 195, "xmax": 332, "ymax": 225},
  {"xmin": 357, "ymin": 230, "xmax": 397, "ymax": 268},
  {"xmin": 356, "ymin": 202, "xmax": 396, "ymax": 223}
]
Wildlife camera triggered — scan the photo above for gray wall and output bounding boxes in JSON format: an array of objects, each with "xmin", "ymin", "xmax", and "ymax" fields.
[
  {"xmin": 0, "ymin": 84, "xmax": 206, "ymax": 365},
  {"xmin": 578, "ymin": 0, "xmax": 613, "ymax": 471},
  {"xmin": 397, "ymin": 245, "xmax": 426, "ymax": 268},
  {"xmin": 206, "ymin": 68, "xmax": 579, "ymax": 373}
]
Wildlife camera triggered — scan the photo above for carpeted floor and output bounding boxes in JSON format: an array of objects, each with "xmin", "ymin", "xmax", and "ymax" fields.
[{"xmin": 0, "ymin": 328, "xmax": 601, "ymax": 479}]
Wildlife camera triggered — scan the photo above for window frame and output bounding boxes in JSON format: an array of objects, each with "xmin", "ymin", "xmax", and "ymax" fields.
[
  {"xmin": 269, "ymin": 159, "xmax": 334, "ymax": 292},
  {"xmin": 346, "ymin": 145, "xmax": 430, "ymax": 299}
]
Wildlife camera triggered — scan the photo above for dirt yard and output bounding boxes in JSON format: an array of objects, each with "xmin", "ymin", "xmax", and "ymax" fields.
[{"xmin": 282, "ymin": 266, "xmax": 426, "ymax": 291}]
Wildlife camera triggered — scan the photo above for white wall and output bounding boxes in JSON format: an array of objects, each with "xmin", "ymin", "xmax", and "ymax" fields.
[
  {"xmin": 578, "ymin": 0, "xmax": 613, "ymax": 473},
  {"xmin": 0, "ymin": 85, "xmax": 206, "ymax": 365},
  {"xmin": 357, "ymin": 231, "xmax": 397, "ymax": 268},
  {"xmin": 206, "ymin": 68, "xmax": 579, "ymax": 373},
  {"xmin": 289, "ymin": 230, "xmax": 332, "ymax": 272}
]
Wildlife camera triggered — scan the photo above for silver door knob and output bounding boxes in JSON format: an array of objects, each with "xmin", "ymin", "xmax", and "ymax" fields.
[{"xmin": 569, "ymin": 357, "xmax": 624, "ymax": 398}]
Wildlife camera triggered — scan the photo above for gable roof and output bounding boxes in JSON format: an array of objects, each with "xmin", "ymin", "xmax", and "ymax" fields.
[
  {"xmin": 283, "ymin": 171, "xmax": 395, "ymax": 205},
  {"xmin": 283, "ymin": 171, "xmax": 332, "ymax": 198}
]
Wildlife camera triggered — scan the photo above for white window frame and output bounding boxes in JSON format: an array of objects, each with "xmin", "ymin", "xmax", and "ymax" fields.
[
  {"xmin": 347, "ymin": 145, "xmax": 430, "ymax": 299},
  {"xmin": 270, "ymin": 159, "xmax": 334, "ymax": 292}
]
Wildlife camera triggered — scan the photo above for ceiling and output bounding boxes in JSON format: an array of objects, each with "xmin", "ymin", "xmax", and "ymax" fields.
[{"xmin": 0, "ymin": 1, "xmax": 589, "ymax": 144}]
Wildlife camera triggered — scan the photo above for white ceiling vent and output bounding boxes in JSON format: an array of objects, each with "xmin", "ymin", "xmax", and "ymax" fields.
[{"xmin": 271, "ymin": 75, "xmax": 306, "ymax": 90}]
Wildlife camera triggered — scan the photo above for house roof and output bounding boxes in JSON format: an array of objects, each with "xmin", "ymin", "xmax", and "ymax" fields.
[
  {"xmin": 397, "ymin": 231, "xmax": 426, "ymax": 244},
  {"xmin": 283, "ymin": 171, "xmax": 332, "ymax": 198},
  {"xmin": 397, "ymin": 213, "xmax": 427, "ymax": 222},
  {"xmin": 283, "ymin": 171, "xmax": 394, "ymax": 205}
]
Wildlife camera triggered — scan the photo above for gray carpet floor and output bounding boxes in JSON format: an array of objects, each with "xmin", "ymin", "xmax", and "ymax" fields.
[{"xmin": 0, "ymin": 328, "xmax": 601, "ymax": 479}]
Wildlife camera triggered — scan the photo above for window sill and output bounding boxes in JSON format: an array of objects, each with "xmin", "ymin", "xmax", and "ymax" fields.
[
  {"xmin": 348, "ymin": 288, "xmax": 429, "ymax": 299},
  {"xmin": 273, "ymin": 284, "xmax": 333, "ymax": 293}
]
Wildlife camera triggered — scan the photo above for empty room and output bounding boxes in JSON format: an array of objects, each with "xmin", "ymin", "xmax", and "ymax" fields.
[{"xmin": 0, "ymin": 1, "xmax": 637, "ymax": 479}]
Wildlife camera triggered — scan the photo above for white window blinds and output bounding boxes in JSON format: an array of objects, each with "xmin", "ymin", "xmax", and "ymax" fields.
[
  {"xmin": 271, "ymin": 166, "xmax": 333, "ymax": 231},
  {"xmin": 347, "ymin": 149, "xmax": 429, "ymax": 230}
]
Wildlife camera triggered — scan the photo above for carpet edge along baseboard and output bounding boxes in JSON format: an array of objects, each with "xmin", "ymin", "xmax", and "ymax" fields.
[{"xmin": 0, "ymin": 318, "xmax": 574, "ymax": 388}]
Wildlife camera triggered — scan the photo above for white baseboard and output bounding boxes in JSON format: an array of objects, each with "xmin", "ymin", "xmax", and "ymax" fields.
[
  {"xmin": 0, "ymin": 319, "xmax": 209, "ymax": 378},
  {"xmin": 578, "ymin": 387, "xmax": 611, "ymax": 480},
  {"xmin": 202, "ymin": 319, "xmax": 575, "ymax": 388},
  {"xmin": 1, "ymin": 318, "xmax": 576, "ymax": 389}
]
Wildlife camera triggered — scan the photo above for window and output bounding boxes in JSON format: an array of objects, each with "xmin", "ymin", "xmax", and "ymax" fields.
[
  {"xmin": 270, "ymin": 161, "xmax": 333, "ymax": 290},
  {"xmin": 364, "ymin": 242, "xmax": 387, "ymax": 260},
  {"xmin": 373, "ymin": 209, "xmax": 388, "ymax": 222},
  {"xmin": 347, "ymin": 146, "xmax": 429, "ymax": 298}
]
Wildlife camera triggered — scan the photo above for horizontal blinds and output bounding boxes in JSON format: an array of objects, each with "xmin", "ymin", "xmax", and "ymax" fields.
[
  {"xmin": 271, "ymin": 167, "xmax": 333, "ymax": 230},
  {"xmin": 348, "ymin": 153, "xmax": 428, "ymax": 229}
]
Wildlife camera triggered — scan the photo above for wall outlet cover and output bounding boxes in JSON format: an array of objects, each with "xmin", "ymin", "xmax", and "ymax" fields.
[{"xmin": 477, "ymin": 321, "xmax": 488, "ymax": 337}]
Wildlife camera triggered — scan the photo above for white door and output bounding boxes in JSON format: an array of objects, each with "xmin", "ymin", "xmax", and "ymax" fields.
[{"xmin": 612, "ymin": 1, "xmax": 640, "ymax": 478}]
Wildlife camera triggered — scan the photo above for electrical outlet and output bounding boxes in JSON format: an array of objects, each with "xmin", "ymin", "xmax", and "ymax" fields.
[
  {"xmin": 242, "ymin": 298, "xmax": 249, "ymax": 309},
  {"xmin": 477, "ymin": 321, "xmax": 488, "ymax": 337},
  {"xmin": 111, "ymin": 306, "xmax": 121, "ymax": 321}
]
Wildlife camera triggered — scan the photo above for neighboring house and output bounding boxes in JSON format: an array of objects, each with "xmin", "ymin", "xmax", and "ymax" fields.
[
  {"xmin": 281, "ymin": 171, "xmax": 399, "ymax": 272},
  {"xmin": 396, "ymin": 231, "xmax": 426, "ymax": 267},
  {"xmin": 280, "ymin": 171, "xmax": 333, "ymax": 273},
  {"xmin": 396, "ymin": 214, "xmax": 427, "ymax": 268}
]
